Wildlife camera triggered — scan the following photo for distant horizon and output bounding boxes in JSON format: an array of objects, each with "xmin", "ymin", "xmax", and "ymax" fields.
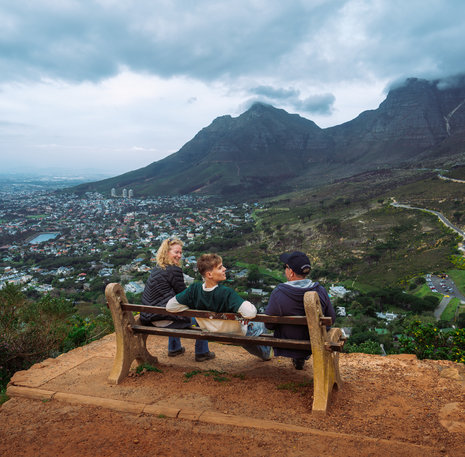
[{"xmin": 0, "ymin": 166, "xmax": 134, "ymax": 178}]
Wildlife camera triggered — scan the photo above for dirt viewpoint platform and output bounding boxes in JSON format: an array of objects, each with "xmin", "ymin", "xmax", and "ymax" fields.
[{"xmin": 2, "ymin": 334, "xmax": 465, "ymax": 457}]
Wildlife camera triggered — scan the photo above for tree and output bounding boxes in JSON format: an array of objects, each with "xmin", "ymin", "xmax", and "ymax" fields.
[{"xmin": 247, "ymin": 265, "xmax": 261, "ymax": 287}]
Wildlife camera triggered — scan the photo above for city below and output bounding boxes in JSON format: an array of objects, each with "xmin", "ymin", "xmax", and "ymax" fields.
[{"xmin": 0, "ymin": 177, "xmax": 256, "ymax": 305}]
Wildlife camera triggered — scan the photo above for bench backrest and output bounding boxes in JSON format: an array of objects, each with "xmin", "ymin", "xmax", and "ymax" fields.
[{"xmin": 119, "ymin": 303, "xmax": 332, "ymax": 327}]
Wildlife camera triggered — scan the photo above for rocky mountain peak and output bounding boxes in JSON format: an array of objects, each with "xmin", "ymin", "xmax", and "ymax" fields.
[{"xmin": 73, "ymin": 75, "xmax": 465, "ymax": 198}]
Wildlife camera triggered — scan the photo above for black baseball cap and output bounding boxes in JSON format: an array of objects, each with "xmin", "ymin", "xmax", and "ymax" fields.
[{"xmin": 279, "ymin": 251, "xmax": 311, "ymax": 276}]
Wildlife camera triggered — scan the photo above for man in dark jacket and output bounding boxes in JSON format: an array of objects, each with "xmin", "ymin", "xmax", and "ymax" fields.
[{"xmin": 264, "ymin": 251, "xmax": 336, "ymax": 370}]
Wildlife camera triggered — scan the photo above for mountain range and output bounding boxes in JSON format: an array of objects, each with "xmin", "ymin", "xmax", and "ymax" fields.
[{"xmin": 73, "ymin": 75, "xmax": 465, "ymax": 199}]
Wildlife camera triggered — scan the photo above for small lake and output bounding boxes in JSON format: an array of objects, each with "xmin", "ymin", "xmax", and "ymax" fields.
[{"xmin": 29, "ymin": 232, "xmax": 61, "ymax": 244}]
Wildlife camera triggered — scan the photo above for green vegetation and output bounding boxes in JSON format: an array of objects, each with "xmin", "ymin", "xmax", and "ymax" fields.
[
  {"xmin": 345, "ymin": 340, "xmax": 383, "ymax": 355},
  {"xmin": 235, "ymin": 261, "xmax": 285, "ymax": 282},
  {"xmin": 413, "ymin": 283, "xmax": 439, "ymax": 299},
  {"xmin": 184, "ymin": 369, "xmax": 231, "ymax": 382},
  {"xmin": 226, "ymin": 171, "xmax": 459, "ymax": 288},
  {"xmin": 441, "ymin": 298, "xmax": 462, "ymax": 322},
  {"xmin": 135, "ymin": 363, "xmax": 163, "ymax": 374},
  {"xmin": 211, "ymin": 170, "xmax": 465, "ymax": 362},
  {"xmin": 0, "ymin": 283, "xmax": 113, "ymax": 391},
  {"xmin": 398, "ymin": 321, "xmax": 465, "ymax": 363},
  {"xmin": 441, "ymin": 165, "xmax": 465, "ymax": 181},
  {"xmin": 0, "ymin": 388, "xmax": 8, "ymax": 405}
]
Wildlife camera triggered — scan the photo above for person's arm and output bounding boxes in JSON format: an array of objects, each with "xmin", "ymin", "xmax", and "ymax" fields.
[
  {"xmin": 166, "ymin": 295, "xmax": 189, "ymax": 312},
  {"xmin": 166, "ymin": 285, "xmax": 192, "ymax": 312},
  {"xmin": 237, "ymin": 300, "xmax": 257, "ymax": 319}
]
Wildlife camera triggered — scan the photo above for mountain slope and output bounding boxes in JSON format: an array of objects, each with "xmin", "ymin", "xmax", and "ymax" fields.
[
  {"xmin": 75, "ymin": 103, "xmax": 334, "ymax": 197},
  {"xmin": 328, "ymin": 77, "xmax": 465, "ymax": 165},
  {"xmin": 73, "ymin": 75, "xmax": 465, "ymax": 198}
]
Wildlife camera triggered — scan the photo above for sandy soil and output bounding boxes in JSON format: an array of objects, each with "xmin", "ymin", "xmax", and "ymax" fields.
[{"xmin": 1, "ymin": 334, "xmax": 465, "ymax": 457}]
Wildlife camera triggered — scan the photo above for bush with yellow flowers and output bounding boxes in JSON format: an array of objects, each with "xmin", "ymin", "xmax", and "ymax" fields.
[{"xmin": 399, "ymin": 320, "xmax": 465, "ymax": 363}]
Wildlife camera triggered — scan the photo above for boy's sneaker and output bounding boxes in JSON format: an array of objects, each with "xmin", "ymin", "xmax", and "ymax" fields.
[
  {"xmin": 195, "ymin": 351, "xmax": 216, "ymax": 362},
  {"xmin": 261, "ymin": 347, "xmax": 272, "ymax": 361},
  {"xmin": 168, "ymin": 347, "xmax": 185, "ymax": 357},
  {"xmin": 292, "ymin": 358, "xmax": 305, "ymax": 370}
]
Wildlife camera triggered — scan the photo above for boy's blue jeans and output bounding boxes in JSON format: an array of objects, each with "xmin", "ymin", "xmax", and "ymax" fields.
[
  {"xmin": 167, "ymin": 318, "xmax": 209, "ymax": 355},
  {"xmin": 242, "ymin": 321, "xmax": 271, "ymax": 360}
]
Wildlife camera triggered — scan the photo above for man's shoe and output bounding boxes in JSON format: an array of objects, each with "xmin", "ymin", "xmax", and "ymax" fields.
[
  {"xmin": 292, "ymin": 358, "xmax": 305, "ymax": 370},
  {"xmin": 195, "ymin": 351, "xmax": 216, "ymax": 362},
  {"xmin": 168, "ymin": 347, "xmax": 185, "ymax": 357}
]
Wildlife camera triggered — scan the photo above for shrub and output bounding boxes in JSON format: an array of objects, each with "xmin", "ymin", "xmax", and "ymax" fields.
[
  {"xmin": 0, "ymin": 283, "xmax": 113, "ymax": 390},
  {"xmin": 345, "ymin": 340, "xmax": 382, "ymax": 355},
  {"xmin": 0, "ymin": 284, "xmax": 73, "ymax": 388},
  {"xmin": 398, "ymin": 321, "xmax": 465, "ymax": 363}
]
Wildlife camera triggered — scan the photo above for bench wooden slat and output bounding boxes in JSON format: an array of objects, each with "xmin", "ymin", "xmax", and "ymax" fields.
[
  {"xmin": 131, "ymin": 324, "xmax": 312, "ymax": 351},
  {"xmin": 120, "ymin": 303, "xmax": 310, "ymax": 325},
  {"xmin": 320, "ymin": 316, "xmax": 332, "ymax": 327}
]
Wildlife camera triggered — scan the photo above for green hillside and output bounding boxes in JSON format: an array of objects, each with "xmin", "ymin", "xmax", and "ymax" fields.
[{"xmin": 217, "ymin": 168, "xmax": 464, "ymax": 288}]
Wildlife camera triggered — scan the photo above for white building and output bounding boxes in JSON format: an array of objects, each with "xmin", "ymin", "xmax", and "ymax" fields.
[
  {"xmin": 329, "ymin": 284, "xmax": 349, "ymax": 298},
  {"xmin": 336, "ymin": 306, "xmax": 347, "ymax": 317}
]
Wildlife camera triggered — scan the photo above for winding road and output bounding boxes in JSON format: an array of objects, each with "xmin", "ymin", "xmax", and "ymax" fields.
[
  {"xmin": 391, "ymin": 201, "xmax": 465, "ymax": 240},
  {"xmin": 391, "ymin": 201, "xmax": 465, "ymax": 319}
]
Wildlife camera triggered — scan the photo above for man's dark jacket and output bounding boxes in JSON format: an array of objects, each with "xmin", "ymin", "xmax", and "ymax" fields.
[
  {"xmin": 140, "ymin": 265, "xmax": 190, "ymax": 326},
  {"xmin": 264, "ymin": 280, "xmax": 336, "ymax": 358}
]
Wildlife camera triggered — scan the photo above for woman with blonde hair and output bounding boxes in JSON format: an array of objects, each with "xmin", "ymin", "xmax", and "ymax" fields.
[{"xmin": 140, "ymin": 238, "xmax": 214, "ymax": 361}]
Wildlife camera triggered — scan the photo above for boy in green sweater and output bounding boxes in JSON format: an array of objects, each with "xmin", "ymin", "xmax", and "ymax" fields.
[{"xmin": 166, "ymin": 253, "xmax": 271, "ymax": 361}]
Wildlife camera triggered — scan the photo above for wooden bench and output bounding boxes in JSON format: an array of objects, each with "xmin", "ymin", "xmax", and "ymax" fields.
[{"xmin": 105, "ymin": 282, "xmax": 345, "ymax": 415}]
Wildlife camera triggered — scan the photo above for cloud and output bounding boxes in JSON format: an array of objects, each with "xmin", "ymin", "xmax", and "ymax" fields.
[
  {"xmin": 250, "ymin": 85, "xmax": 300, "ymax": 100},
  {"xmin": 4, "ymin": 0, "xmax": 463, "ymax": 87},
  {"xmin": 437, "ymin": 73, "xmax": 465, "ymax": 90},
  {"xmin": 297, "ymin": 93, "xmax": 336, "ymax": 115},
  {"xmin": 0, "ymin": 1, "xmax": 315, "ymax": 83},
  {"xmin": 1, "ymin": 1, "xmax": 465, "ymax": 173},
  {"xmin": 248, "ymin": 85, "xmax": 335, "ymax": 115}
]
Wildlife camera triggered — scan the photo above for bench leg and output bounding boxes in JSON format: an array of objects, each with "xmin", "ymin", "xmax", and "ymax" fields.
[
  {"xmin": 304, "ymin": 292, "xmax": 342, "ymax": 415},
  {"xmin": 106, "ymin": 283, "xmax": 158, "ymax": 384}
]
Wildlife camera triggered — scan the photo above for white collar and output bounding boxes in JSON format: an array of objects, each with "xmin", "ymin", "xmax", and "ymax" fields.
[{"xmin": 202, "ymin": 283, "xmax": 218, "ymax": 292}]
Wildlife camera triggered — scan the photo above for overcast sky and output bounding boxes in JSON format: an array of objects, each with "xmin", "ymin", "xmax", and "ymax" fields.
[{"xmin": 1, "ymin": 0, "xmax": 465, "ymax": 175}]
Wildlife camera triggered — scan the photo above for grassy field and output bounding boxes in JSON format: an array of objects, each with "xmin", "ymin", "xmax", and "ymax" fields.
[
  {"xmin": 441, "ymin": 297, "xmax": 462, "ymax": 321},
  {"xmin": 413, "ymin": 283, "xmax": 443, "ymax": 299},
  {"xmin": 339, "ymin": 280, "xmax": 379, "ymax": 294}
]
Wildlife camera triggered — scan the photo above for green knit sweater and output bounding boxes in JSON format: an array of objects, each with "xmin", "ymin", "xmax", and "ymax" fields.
[{"xmin": 175, "ymin": 282, "xmax": 243, "ymax": 313}]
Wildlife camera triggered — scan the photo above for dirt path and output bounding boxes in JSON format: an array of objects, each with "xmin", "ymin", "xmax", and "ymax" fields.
[{"xmin": 1, "ymin": 334, "xmax": 465, "ymax": 456}]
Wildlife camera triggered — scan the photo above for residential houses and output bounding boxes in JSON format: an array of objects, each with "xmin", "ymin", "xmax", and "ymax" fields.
[{"xmin": 0, "ymin": 190, "xmax": 256, "ymax": 293}]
